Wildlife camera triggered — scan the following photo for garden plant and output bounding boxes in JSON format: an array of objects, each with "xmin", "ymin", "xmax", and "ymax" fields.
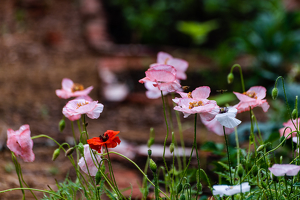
[{"xmin": 2, "ymin": 51, "xmax": 300, "ymax": 200}]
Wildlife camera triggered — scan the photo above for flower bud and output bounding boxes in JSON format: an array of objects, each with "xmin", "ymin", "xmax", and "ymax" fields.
[
  {"xmin": 177, "ymin": 183, "xmax": 183, "ymax": 194},
  {"xmin": 272, "ymin": 87, "xmax": 278, "ymax": 100},
  {"xmin": 197, "ymin": 182, "xmax": 202, "ymax": 192},
  {"xmin": 95, "ymin": 170, "xmax": 102, "ymax": 185},
  {"xmin": 237, "ymin": 164, "xmax": 244, "ymax": 177},
  {"xmin": 256, "ymin": 144, "xmax": 265, "ymax": 152},
  {"xmin": 169, "ymin": 143, "xmax": 175, "ymax": 154},
  {"xmin": 292, "ymin": 109, "xmax": 297, "ymax": 120},
  {"xmin": 179, "ymin": 194, "xmax": 186, "ymax": 200},
  {"xmin": 227, "ymin": 72, "xmax": 234, "ymax": 84},
  {"xmin": 252, "ymin": 165, "xmax": 258, "ymax": 176},
  {"xmin": 52, "ymin": 148, "xmax": 60, "ymax": 161},
  {"xmin": 58, "ymin": 119, "xmax": 65, "ymax": 132},
  {"xmin": 149, "ymin": 159, "xmax": 157, "ymax": 172},
  {"xmin": 147, "ymin": 138, "xmax": 154, "ymax": 148},
  {"xmin": 65, "ymin": 147, "xmax": 75, "ymax": 156},
  {"xmin": 78, "ymin": 143, "xmax": 84, "ymax": 156},
  {"xmin": 148, "ymin": 149, "xmax": 152, "ymax": 157}
]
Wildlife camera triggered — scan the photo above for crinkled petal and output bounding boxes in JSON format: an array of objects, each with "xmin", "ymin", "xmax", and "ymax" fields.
[
  {"xmin": 157, "ymin": 52, "xmax": 172, "ymax": 64},
  {"xmin": 191, "ymin": 86, "xmax": 211, "ymax": 99},
  {"xmin": 62, "ymin": 78, "xmax": 73, "ymax": 92},
  {"xmin": 248, "ymin": 86, "xmax": 266, "ymax": 99},
  {"xmin": 86, "ymin": 103, "xmax": 104, "ymax": 119},
  {"xmin": 146, "ymin": 70, "xmax": 176, "ymax": 83},
  {"xmin": 157, "ymin": 81, "xmax": 181, "ymax": 93},
  {"xmin": 269, "ymin": 164, "xmax": 300, "ymax": 176}
]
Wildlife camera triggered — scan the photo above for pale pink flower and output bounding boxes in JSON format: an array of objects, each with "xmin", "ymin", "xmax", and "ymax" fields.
[
  {"xmin": 152, "ymin": 52, "xmax": 189, "ymax": 80},
  {"xmin": 139, "ymin": 64, "xmax": 181, "ymax": 93},
  {"xmin": 144, "ymin": 81, "xmax": 168, "ymax": 99},
  {"xmin": 62, "ymin": 99, "xmax": 104, "ymax": 121},
  {"xmin": 279, "ymin": 118, "xmax": 300, "ymax": 139},
  {"xmin": 201, "ymin": 117, "xmax": 235, "ymax": 136},
  {"xmin": 7, "ymin": 125, "xmax": 35, "ymax": 162},
  {"xmin": 56, "ymin": 78, "xmax": 93, "ymax": 99},
  {"xmin": 78, "ymin": 144, "xmax": 102, "ymax": 176},
  {"xmin": 173, "ymin": 86, "xmax": 218, "ymax": 118},
  {"xmin": 233, "ymin": 86, "xmax": 270, "ymax": 113},
  {"xmin": 269, "ymin": 164, "xmax": 300, "ymax": 176}
]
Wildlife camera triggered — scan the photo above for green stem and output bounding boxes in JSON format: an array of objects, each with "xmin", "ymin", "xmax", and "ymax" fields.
[
  {"xmin": 161, "ymin": 91, "xmax": 170, "ymax": 172},
  {"xmin": 172, "ymin": 92, "xmax": 186, "ymax": 169},
  {"xmin": 230, "ymin": 64, "xmax": 245, "ymax": 93},
  {"xmin": 223, "ymin": 126, "xmax": 233, "ymax": 186},
  {"xmin": 234, "ymin": 128, "xmax": 240, "ymax": 166},
  {"xmin": 0, "ymin": 188, "xmax": 64, "ymax": 198},
  {"xmin": 108, "ymin": 151, "xmax": 170, "ymax": 199}
]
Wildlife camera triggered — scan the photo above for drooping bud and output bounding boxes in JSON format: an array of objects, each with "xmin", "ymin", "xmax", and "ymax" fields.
[
  {"xmin": 52, "ymin": 148, "xmax": 60, "ymax": 161},
  {"xmin": 95, "ymin": 170, "xmax": 102, "ymax": 185},
  {"xmin": 272, "ymin": 87, "xmax": 278, "ymax": 100},
  {"xmin": 179, "ymin": 194, "xmax": 186, "ymax": 200},
  {"xmin": 65, "ymin": 147, "xmax": 75, "ymax": 156},
  {"xmin": 256, "ymin": 144, "xmax": 265, "ymax": 152},
  {"xmin": 78, "ymin": 143, "xmax": 84, "ymax": 156},
  {"xmin": 177, "ymin": 183, "xmax": 183, "ymax": 194},
  {"xmin": 58, "ymin": 119, "xmax": 65, "ymax": 132},
  {"xmin": 169, "ymin": 143, "xmax": 175, "ymax": 154},
  {"xmin": 147, "ymin": 138, "xmax": 154, "ymax": 148},
  {"xmin": 227, "ymin": 72, "xmax": 234, "ymax": 84},
  {"xmin": 292, "ymin": 109, "xmax": 297, "ymax": 120},
  {"xmin": 237, "ymin": 164, "xmax": 244, "ymax": 177},
  {"xmin": 149, "ymin": 159, "xmax": 157, "ymax": 172}
]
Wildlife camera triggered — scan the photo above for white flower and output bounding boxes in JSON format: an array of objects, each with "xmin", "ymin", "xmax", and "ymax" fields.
[
  {"xmin": 213, "ymin": 182, "xmax": 250, "ymax": 197},
  {"xmin": 215, "ymin": 107, "xmax": 241, "ymax": 128}
]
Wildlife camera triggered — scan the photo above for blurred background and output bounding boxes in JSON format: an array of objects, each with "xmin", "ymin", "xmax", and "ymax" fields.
[{"xmin": 1, "ymin": 0, "xmax": 300, "ymax": 199}]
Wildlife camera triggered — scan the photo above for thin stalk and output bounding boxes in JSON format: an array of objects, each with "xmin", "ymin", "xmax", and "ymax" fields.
[
  {"xmin": 230, "ymin": 64, "xmax": 245, "ymax": 93},
  {"xmin": 161, "ymin": 91, "xmax": 170, "ymax": 172},
  {"xmin": 223, "ymin": 126, "xmax": 233, "ymax": 185}
]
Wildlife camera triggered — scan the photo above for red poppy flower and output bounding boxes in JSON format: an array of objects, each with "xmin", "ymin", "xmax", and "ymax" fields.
[{"xmin": 87, "ymin": 130, "xmax": 121, "ymax": 153}]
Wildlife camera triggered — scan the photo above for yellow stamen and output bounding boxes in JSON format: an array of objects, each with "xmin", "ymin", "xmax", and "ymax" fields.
[
  {"xmin": 76, "ymin": 101, "xmax": 89, "ymax": 109},
  {"xmin": 243, "ymin": 91, "xmax": 257, "ymax": 99},
  {"xmin": 187, "ymin": 92, "xmax": 193, "ymax": 98},
  {"xmin": 72, "ymin": 83, "xmax": 84, "ymax": 92},
  {"xmin": 164, "ymin": 58, "xmax": 170, "ymax": 64},
  {"xmin": 189, "ymin": 101, "xmax": 203, "ymax": 109}
]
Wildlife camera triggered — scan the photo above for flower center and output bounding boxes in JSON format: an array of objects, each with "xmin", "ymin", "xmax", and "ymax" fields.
[
  {"xmin": 99, "ymin": 134, "xmax": 109, "ymax": 142},
  {"xmin": 219, "ymin": 107, "xmax": 228, "ymax": 113},
  {"xmin": 187, "ymin": 92, "xmax": 193, "ymax": 98},
  {"xmin": 72, "ymin": 83, "xmax": 84, "ymax": 92},
  {"xmin": 189, "ymin": 101, "xmax": 203, "ymax": 109},
  {"xmin": 225, "ymin": 186, "xmax": 234, "ymax": 191},
  {"xmin": 76, "ymin": 101, "xmax": 89, "ymax": 109},
  {"xmin": 243, "ymin": 91, "xmax": 257, "ymax": 99}
]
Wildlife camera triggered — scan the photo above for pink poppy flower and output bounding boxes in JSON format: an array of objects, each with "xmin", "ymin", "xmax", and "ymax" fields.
[
  {"xmin": 201, "ymin": 117, "xmax": 235, "ymax": 136},
  {"xmin": 173, "ymin": 86, "xmax": 218, "ymax": 118},
  {"xmin": 279, "ymin": 118, "xmax": 300, "ymax": 139},
  {"xmin": 78, "ymin": 144, "xmax": 102, "ymax": 176},
  {"xmin": 7, "ymin": 125, "xmax": 35, "ymax": 162},
  {"xmin": 269, "ymin": 164, "xmax": 300, "ymax": 176},
  {"xmin": 56, "ymin": 78, "xmax": 93, "ymax": 99},
  {"xmin": 144, "ymin": 81, "xmax": 168, "ymax": 99},
  {"xmin": 139, "ymin": 64, "xmax": 181, "ymax": 93},
  {"xmin": 233, "ymin": 86, "xmax": 270, "ymax": 113},
  {"xmin": 62, "ymin": 99, "xmax": 104, "ymax": 121},
  {"xmin": 152, "ymin": 52, "xmax": 189, "ymax": 80}
]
